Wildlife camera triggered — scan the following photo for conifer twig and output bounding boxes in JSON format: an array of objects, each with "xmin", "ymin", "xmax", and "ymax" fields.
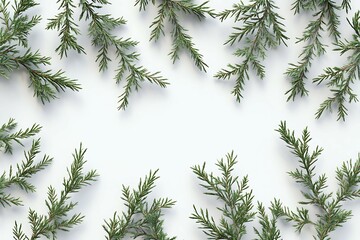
[
  {"xmin": 13, "ymin": 143, "xmax": 98, "ymax": 240},
  {"xmin": 135, "ymin": 0, "xmax": 214, "ymax": 72},
  {"xmin": 0, "ymin": 0, "xmax": 80, "ymax": 103},
  {"xmin": 46, "ymin": 0, "xmax": 168, "ymax": 110},
  {"xmin": 275, "ymin": 121, "xmax": 360, "ymax": 239},
  {"xmin": 253, "ymin": 200, "xmax": 282, "ymax": 240},
  {"xmin": 215, "ymin": 0, "xmax": 288, "ymax": 102},
  {"xmin": 191, "ymin": 152, "xmax": 256, "ymax": 239},
  {"xmin": 103, "ymin": 169, "xmax": 175, "ymax": 239},
  {"xmin": 0, "ymin": 119, "xmax": 52, "ymax": 208},
  {"xmin": 314, "ymin": 11, "xmax": 360, "ymax": 121},
  {"xmin": 1, "ymin": 140, "xmax": 52, "ymax": 207},
  {"xmin": 285, "ymin": 0, "xmax": 347, "ymax": 101},
  {"xmin": 46, "ymin": 0, "xmax": 85, "ymax": 58},
  {"xmin": 0, "ymin": 118, "xmax": 41, "ymax": 154}
]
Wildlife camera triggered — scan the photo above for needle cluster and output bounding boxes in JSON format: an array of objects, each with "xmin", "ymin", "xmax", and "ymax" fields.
[
  {"xmin": 215, "ymin": 0, "xmax": 288, "ymax": 102},
  {"xmin": 48, "ymin": 0, "xmax": 168, "ymax": 110},
  {"xmin": 285, "ymin": 0, "xmax": 348, "ymax": 101},
  {"xmin": 13, "ymin": 144, "xmax": 98, "ymax": 240},
  {"xmin": 104, "ymin": 169, "xmax": 175, "ymax": 239},
  {"xmin": 135, "ymin": 0, "xmax": 214, "ymax": 72},
  {"xmin": 314, "ymin": 11, "xmax": 360, "ymax": 120},
  {"xmin": 275, "ymin": 121, "xmax": 360, "ymax": 239},
  {"xmin": 191, "ymin": 152, "xmax": 256, "ymax": 239},
  {"xmin": 0, "ymin": 0, "xmax": 80, "ymax": 103},
  {"xmin": 0, "ymin": 119, "xmax": 52, "ymax": 207}
]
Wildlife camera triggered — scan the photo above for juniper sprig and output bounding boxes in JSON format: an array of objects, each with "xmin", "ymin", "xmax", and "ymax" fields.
[
  {"xmin": 276, "ymin": 121, "xmax": 360, "ymax": 239},
  {"xmin": 0, "ymin": 118, "xmax": 41, "ymax": 154},
  {"xmin": 253, "ymin": 200, "xmax": 282, "ymax": 240},
  {"xmin": 215, "ymin": 0, "xmax": 288, "ymax": 102},
  {"xmin": 1, "ymin": 139, "xmax": 52, "ymax": 208},
  {"xmin": 0, "ymin": 119, "xmax": 52, "ymax": 208},
  {"xmin": 285, "ymin": 0, "xmax": 347, "ymax": 101},
  {"xmin": 46, "ymin": 0, "xmax": 85, "ymax": 58},
  {"xmin": 12, "ymin": 144, "xmax": 98, "ymax": 240},
  {"xmin": 103, "ymin": 169, "xmax": 176, "ymax": 239},
  {"xmin": 0, "ymin": 0, "xmax": 80, "ymax": 103},
  {"xmin": 73, "ymin": 0, "xmax": 168, "ymax": 110},
  {"xmin": 135, "ymin": 0, "xmax": 214, "ymax": 72},
  {"xmin": 191, "ymin": 151, "xmax": 256, "ymax": 239},
  {"xmin": 314, "ymin": 11, "xmax": 360, "ymax": 121}
]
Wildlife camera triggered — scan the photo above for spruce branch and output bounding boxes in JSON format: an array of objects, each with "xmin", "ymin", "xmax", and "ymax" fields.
[
  {"xmin": 191, "ymin": 151, "xmax": 256, "ymax": 239},
  {"xmin": 215, "ymin": 0, "xmax": 288, "ymax": 102},
  {"xmin": 13, "ymin": 143, "xmax": 98, "ymax": 240},
  {"xmin": 276, "ymin": 121, "xmax": 360, "ymax": 239},
  {"xmin": 285, "ymin": 0, "xmax": 346, "ymax": 101},
  {"xmin": 135, "ymin": 0, "xmax": 214, "ymax": 72},
  {"xmin": 0, "ymin": 0, "xmax": 81, "ymax": 103},
  {"xmin": 314, "ymin": 11, "xmax": 360, "ymax": 121},
  {"xmin": 76, "ymin": 0, "xmax": 168, "ymax": 110},
  {"xmin": 46, "ymin": 0, "xmax": 85, "ymax": 58},
  {"xmin": 103, "ymin": 169, "xmax": 176, "ymax": 239},
  {"xmin": 1, "ymin": 139, "xmax": 52, "ymax": 207}
]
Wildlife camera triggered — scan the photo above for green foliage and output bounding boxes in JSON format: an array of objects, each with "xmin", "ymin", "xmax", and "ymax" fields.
[
  {"xmin": 47, "ymin": 0, "xmax": 168, "ymax": 110},
  {"xmin": 47, "ymin": 0, "xmax": 85, "ymax": 58},
  {"xmin": 0, "ymin": 118, "xmax": 41, "ymax": 154},
  {"xmin": 0, "ymin": 119, "xmax": 52, "ymax": 208},
  {"xmin": 253, "ymin": 200, "xmax": 282, "ymax": 240},
  {"xmin": 13, "ymin": 143, "xmax": 98, "ymax": 240},
  {"xmin": 191, "ymin": 152, "xmax": 256, "ymax": 239},
  {"xmin": 285, "ymin": 0, "xmax": 348, "ymax": 101},
  {"xmin": 103, "ymin": 169, "xmax": 176, "ymax": 239},
  {"xmin": 135, "ymin": 0, "xmax": 214, "ymax": 72},
  {"xmin": 215, "ymin": 0, "xmax": 288, "ymax": 102},
  {"xmin": 276, "ymin": 121, "xmax": 360, "ymax": 239},
  {"xmin": 0, "ymin": 0, "xmax": 80, "ymax": 103},
  {"xmin": 314, "ymin": 11, "xmax": 360, "ymax": 121}
]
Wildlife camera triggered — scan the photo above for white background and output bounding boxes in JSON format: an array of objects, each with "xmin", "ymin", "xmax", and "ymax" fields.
[{"xmin": 1, "ymin": 0, "xmax": 360, "ymax": 239}]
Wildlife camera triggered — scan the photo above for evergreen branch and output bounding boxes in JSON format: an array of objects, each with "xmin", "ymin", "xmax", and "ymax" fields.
[
  {"xmin": 46, "ymin": 0, "xmax": 85, "ymax": 58},
  {"xmin": 80, "ymin": 0, "xmax": 168, "ymax": 110},
  {"xmin": 253, "ymin": 201, "xmax": 282, "ymax": 240},
  {"xmin": 103, "ymin": 169, "xmax": 176, "ymax": 239},
  {"xmin": 276, "ymin": 121, "xmax": 360, "ymax": 239},
  {"xmin": 285, "ymin": 0, "xmax": 343, "ymax": 101},
  {"xmin": 0, "ymin": 0, "xmax": 81, "ymax": 103},
  {"xmin": 13, "ymin": 143, "xmax": 98, "ymax": 240},
  {"xmin": 0, "ymin": 119, "xmax": 52, "ymax": 208},
  {"xmin": 135, "ymin": 0, "xmax": 214, "ymax": 71},
  {"xmin": 191, "ymin": 151, "xmax": 256, "ymax": 239},
  {"xmin": 215, "ymin": 0, "xmax": 288, "ymax": 102},
  {"xmin": 314, "ymin": 11, "xmax": 360, "ymax": 121},
  {"xmin": 0, "ymin": 118, "xmax": 41, "ymax": 154}
]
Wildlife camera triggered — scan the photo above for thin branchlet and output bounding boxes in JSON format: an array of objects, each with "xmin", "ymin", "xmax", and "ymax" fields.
[
  {"xmin": 253, "ymin": 201, "xmax": 282, "ymax": 240},
  {"xmin": 0, "ymin": 0, "xmax": 80, "ymax": 103},
  {"xmin": 285, "ymin": 0, "xmax": 348, "ymax": 101},
  {"xmin": 276, "ymin": 121, "xmax": 360, "ymax": 239},
  {"xmin": 77, "ymin": 0, "xmax": 168, "ymax": 110},
  {"xmin": 215, "ymin": 0, "xmax": 288, "ymax": 102},
  {"xmin": 13, "ymin": 143, "xmax": 98, "ymax": 240},
  {"xmin": 46, "ymin": 0, "xmax": 85, "ymax": 58},
  {"xmin": 0, "ymin": 119, "xmax": 52, "ymax": 208},
  {"xmin": 103, "ymin": 169, "xmax": 175, "ymax": 239},
  {"xmin": 135, "ymin": 0, "xmax": 214, "ymax": 72},
  {"xmin": 191, "ymin": 152, "xmax": 256, "ymax": 239},
  {"xmin": 314, "ymin": 11, "xmax": 360, "ymax": 121},
  {"xmin": 0, "ymin": 118, "xmax": 41, "ymax": 154}
]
